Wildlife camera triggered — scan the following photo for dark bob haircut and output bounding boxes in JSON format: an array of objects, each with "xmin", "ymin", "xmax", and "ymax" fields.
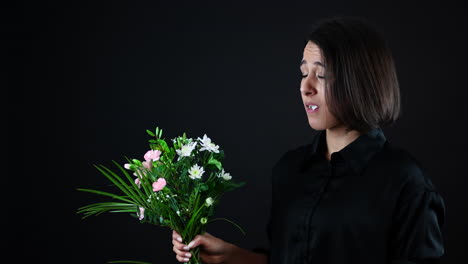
[{"xmin": 305, "ymin": 16, "xmax": 401, "ymax": 134}]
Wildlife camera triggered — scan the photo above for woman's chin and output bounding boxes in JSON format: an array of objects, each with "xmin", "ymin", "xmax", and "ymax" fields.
[{"xmin": 308, "ymin": 120, "xmax": 325, "ymax": 131}]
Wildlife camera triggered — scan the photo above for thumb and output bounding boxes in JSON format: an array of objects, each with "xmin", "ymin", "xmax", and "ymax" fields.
[{"xmin": 187, "ymin": 234, "xmax": 207, "ymax": 249}]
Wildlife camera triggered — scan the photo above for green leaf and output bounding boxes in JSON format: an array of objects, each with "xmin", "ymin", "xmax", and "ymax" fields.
[
  {"xmin": 109, "ymin": 209, "xmax": 137, "ymax": 213},
  {"xmin": 158, "ymin": 139, "xmax": 169, "ymax": 153},
  {"xmin": 223, "ymin": 180, "xmax": 247, "ymax": 192},
  {"xmin": 199, "ymin": 183, "xmax": 208, "ymax": 192},
  {"xmin": 112, "ymin": 160, "xmax": 151, "ymax": 207},
  {"xmin": 146, "ymin": 129, "xmax": 155, "ymax": 137},
  {"xmin": 97, "ymin": 165, "xmax": 147, "ymax": 207},
  {"xmin": 158, "ymin": 128, "xmax": 163, "ymax": 138},
  {"xmin": 78, "ymin": 202, "xmax": 134, "ymax": 210},
  {"xmin": 207, "ymin": 157, "xmax": 222, "ymax": 170},
  {"xmin": 76, "ymin": 189, "xmax": 134, "ymax": 204},
  {"xmin": 76, "ymin": 199, "xmax": 136, "ymax": 218}
]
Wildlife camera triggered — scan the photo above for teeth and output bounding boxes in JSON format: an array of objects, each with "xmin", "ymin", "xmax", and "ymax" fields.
[{"xmin": 308, "ymin": 105, "xmax": 318, "ymax": 110}]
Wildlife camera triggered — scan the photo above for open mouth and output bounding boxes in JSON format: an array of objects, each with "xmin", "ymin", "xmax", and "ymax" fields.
[
  {"xmin": 305, "ymin": 104, "xmax": 319, "ymax": 112},
  {"xmin": 307, "ymin": 105, "xmax": 318, "ymax": 111}
]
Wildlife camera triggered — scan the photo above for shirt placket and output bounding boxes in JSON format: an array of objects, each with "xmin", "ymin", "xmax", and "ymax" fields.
[{"xmin": 303, "ymin": 159, "xmax": 336, "ymax": 264}]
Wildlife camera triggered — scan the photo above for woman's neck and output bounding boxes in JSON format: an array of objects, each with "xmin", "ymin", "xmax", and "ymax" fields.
[{"xmin": 324, "ymin": 126, "xmax": 361, "ymax": 161}]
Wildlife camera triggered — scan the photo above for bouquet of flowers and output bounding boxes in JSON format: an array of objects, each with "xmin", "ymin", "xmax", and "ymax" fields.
[{"xmin": 77, "ymin": 127, "xmax": 246, "ymax": 264}]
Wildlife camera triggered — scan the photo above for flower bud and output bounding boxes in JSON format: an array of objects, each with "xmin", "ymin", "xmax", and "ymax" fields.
[
  {"xmin": 205, "ymin": 197, "xmax": 214, "ymax": 207},
  {"xmin": 132, "ymin": 159, "xmax": 142, "ymax": 166}
]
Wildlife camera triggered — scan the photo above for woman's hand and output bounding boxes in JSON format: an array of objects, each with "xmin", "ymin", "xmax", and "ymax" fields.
[{"xmin": 172, "ymin": 230, "xmax": 233, "ymax": 264}]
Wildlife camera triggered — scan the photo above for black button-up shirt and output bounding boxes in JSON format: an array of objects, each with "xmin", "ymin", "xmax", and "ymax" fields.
[{"xmin": 254, "ymin": 127, "xmax": 445, "ymax": 264}]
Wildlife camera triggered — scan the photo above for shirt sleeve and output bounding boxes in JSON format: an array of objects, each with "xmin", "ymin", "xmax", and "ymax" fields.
[
  {"xmin": 251, "ymin": 171, "xmax": 274, "ymax": 258},
  {"xmin": 252, "ymin": 151, "xmax": 290, "ymax": 259},
  {"xmin": 389, "ymin": 188, "xmax": 446, "ymax": 264},
  {"xmin": 251, "ymin": 200, "xmax": 272, "ymax": 261},
  {"xmin": 251, "ymin": 216, "xmax": 272, "ymax": 256}
]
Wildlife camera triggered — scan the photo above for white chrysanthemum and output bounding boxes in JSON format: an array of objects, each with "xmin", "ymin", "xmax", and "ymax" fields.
[
  {"xmin": 206, "ymin": 197, "xmax": 214, "ymax": 207},
  {"xmin": 176, "ymin": 141, "xmax": 197, "ymax": 160},
  {"xmin": 197, "ymin": 134, "xmax": 220, "ymax": 153},
  {"xmin": 217, "ymin": 168, "xmax": 232, "ymax": 180},
  {"xmin": 188, "ymin": 164, "xmax": 205, "ymax": 179}
]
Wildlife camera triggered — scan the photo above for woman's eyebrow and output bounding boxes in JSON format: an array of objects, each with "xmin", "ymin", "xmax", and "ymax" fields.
[{"xmin": 300, "ymin": 59, "xmax": 325, "ymax": 68}]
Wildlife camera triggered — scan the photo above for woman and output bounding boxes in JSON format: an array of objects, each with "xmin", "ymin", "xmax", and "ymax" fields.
[{"xmin": 171, "ymin": 16, "xmax": 446, "ymax": 264}]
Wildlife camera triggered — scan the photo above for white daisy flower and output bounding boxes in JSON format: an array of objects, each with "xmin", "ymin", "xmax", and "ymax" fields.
[
  {"xmin": 217, "ymin": 168, "xmax": 232, "ymax": 180},
  {"xmin": 176, "ymin": 141, "xmax": 197, "ymax": 160},
  {"xmin": 197, "ymin": 134, "xmax": 220, "ymax": 153},
  {"xmin": 188, "ymin": 164, "xmax": 205, "ymax": 179}
]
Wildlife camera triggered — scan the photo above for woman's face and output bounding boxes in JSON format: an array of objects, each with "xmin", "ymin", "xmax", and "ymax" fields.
[{"xmin": 300, "ymin": 41, "xmax": 343, "ymax": 131}]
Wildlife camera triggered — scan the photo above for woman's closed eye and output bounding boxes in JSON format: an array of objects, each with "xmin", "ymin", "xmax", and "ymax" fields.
[{"xmin": 301, "ymin": 73, "xmax": 325, "ymax": 79}]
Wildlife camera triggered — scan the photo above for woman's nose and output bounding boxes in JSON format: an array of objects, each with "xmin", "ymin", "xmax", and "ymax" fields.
[{"xmin": 300, "ymin": 78, "xmax": 318, "ymax": 96}]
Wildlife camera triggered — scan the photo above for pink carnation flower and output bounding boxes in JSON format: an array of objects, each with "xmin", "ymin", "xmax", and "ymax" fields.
[
  {"xmin": 152, "ymin": 178, "xmax": 167, "ymax": 192},
  {"xmin": 144, "ymin": 150, "xmax": 161, "ymax": 162},
  {"xmin": 135, "ymin": 178, "xmax": 141, "ymax": 188},
  {"xmin": 138, "ymin": 207, "xmax": 145, "ymax": 220},
  {"xmin": 142, "ymin": 161, "xmax": 152, "ymax": 170}
]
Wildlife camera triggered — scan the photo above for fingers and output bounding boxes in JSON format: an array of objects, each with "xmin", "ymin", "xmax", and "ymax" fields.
[
  {"xmin": 173, "ymin": 245, "xmax": 191, "ymax": 256},
  {"xmin": 173, "ymin": 245, "xmax": 192, "ymax": 261},
  {"xmin": 186, "ymin": 234, "xmax": 203, "ymax": 249},
  {"xmin": 172, "ymin": 231, "xmax": 190, "ymax": 251},
  {"xmin": 175, "ymin": 254, "xmax": 191, "ymax": 263},
  {"xmin": 172, "ymin": 230, "xmax": 183, "ymax": 243},
  {"xmin": 172, "ymin": 230, "xmax": 191, "ymax": 263},
  {"xmin": 172, "ymin": 231, "xmax": 209, "ymax": 263},
  {"xmin": 172, "ymin": 230, "xmax": 204, "ymax": 249},
  {"xmin": 172, "ymin": 238, "xmax": 190, "ymax": 250}
]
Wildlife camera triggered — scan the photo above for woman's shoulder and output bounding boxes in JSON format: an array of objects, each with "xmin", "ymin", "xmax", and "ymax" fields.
[
  {"xmin": 270, "ymin": 142, "xmax": 315, "ymax": 177},
  {"xmin": 274, "ymin": 142, "xmax": 313, "ymax": 164},
  {"xmin": 375, "ymin": 140, "xmax": 439, "ymax": 193}
]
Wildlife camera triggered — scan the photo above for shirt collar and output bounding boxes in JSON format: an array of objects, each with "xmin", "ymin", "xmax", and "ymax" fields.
[{"xmin": 307, "ymin": 127, "xmax": 387, "ymax": 176}]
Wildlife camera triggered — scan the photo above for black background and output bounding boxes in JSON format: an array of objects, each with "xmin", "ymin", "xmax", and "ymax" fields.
[{"xmin": 7, "ymin": 1, "xmax": 468, "ymax": 263}]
